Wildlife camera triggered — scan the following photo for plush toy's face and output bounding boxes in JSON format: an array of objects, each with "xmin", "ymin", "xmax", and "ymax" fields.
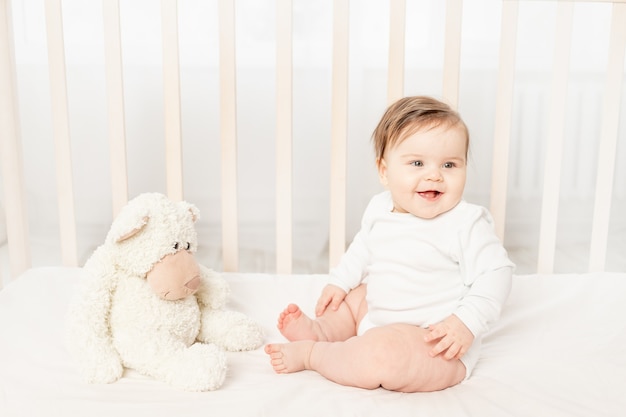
[
  {"xmin": 104, "ymin": 193, "xmax": 203, "ymax": 301},
  {"xmin": 146, "ymin": 249, "xmax": 201, "ymax": 300}
]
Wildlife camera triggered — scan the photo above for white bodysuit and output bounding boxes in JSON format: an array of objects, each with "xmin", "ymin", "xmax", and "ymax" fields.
[{"xmin": 328, "ymin": 191, "xmax": 514, "ymax": 377}]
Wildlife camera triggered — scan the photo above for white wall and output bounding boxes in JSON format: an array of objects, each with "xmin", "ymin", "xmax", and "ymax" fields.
[{"xmin": 1, "ymin": 0, "xmax": 625, "ymax": 274}]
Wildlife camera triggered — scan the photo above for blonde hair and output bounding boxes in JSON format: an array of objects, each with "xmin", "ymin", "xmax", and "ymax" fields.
[{"xmin": 372, "ymin": 96, "xmax": 469, "ymax": 161}]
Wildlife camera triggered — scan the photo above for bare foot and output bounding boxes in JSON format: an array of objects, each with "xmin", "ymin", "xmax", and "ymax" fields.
[
  {"xmin": 264, "ymin": 341, "xmax": 314, "ymax": 373},
  {"xmin": 277, "ymin": 304, "xmax": 325, "ymax": 341}
]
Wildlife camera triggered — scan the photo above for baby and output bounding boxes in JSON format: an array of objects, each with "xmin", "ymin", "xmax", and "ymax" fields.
[{"xmin": 265, "ymin": 96, "xmax": 514, "ymax": 392}]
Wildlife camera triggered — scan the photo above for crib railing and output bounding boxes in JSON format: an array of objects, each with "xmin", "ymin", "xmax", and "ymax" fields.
[
  {"xmin": 1, "ymin": 0, "xmax": 625, "ymax": 284},
  {"xmin": 0, "ymin": 0, "xmax": 28, "ymax": 280}
]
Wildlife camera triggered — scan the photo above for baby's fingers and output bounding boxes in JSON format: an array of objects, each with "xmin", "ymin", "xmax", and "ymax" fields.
[
  {"xmin": 428, "ymin": 337, "xmax": 451, "ymax": 358},
  {"xmin": 442, "ymin": 342, "xmax": 462, "ymax": 360},
  {"xmin": 424, "ymin": 325, "xmax": 445, "ymax": 343},
  {"xmin": 315, "ymin": 296, "xmax": 331, "ymax": 317},
  {"xmin": 328, "ymin": 295, "xmax": 344, "ymax": 312},
  {"xmin": 316, "ymin": 294, "xmax": 342, "ymax": 316}
]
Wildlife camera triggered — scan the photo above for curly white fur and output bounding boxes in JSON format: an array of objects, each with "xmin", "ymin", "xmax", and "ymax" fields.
[{"xmin": 65, "ymin": 193, "xmax": 263, "ymax": 391}]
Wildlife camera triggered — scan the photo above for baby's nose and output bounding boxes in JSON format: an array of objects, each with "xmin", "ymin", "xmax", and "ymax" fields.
[{"xmin": 426, "ymin": 169, "xmax": 443, "ymax": 181}]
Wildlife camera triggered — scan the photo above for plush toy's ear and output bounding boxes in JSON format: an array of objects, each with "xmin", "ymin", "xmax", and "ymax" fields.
[
  {"xmin": 181, "ymin": 202, "xmax": 200, "ymax": 223},
  {"xmin": 115, "ymin": 216, "xmax": 149, "ymax": 243}
]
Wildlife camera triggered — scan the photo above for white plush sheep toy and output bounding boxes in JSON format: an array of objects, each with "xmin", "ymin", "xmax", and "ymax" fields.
[{"xmin": 66, "ymin": 192, "xmax": 263, "ymax": 391}]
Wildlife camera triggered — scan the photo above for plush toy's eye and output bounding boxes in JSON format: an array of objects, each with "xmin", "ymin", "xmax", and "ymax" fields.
[
  {"xmin": 174, "ymin": 242, "xmax": 179, "ymax": 250},
  {"xmin": 185, "ymin": 242, "xmax": 191, "ymax": 250}
]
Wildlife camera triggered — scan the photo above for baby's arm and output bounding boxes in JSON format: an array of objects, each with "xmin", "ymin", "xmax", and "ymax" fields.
[
  {"xmin": 320, "ymin": 235, "xmax": 369, "ymax": 316},
  {"xmin": 315, "ymin": 284, "xmax": 348, "ymax": 317},
  {"xmin": 427, "ymin": 208, "xmax": 514, "ymax": 360},
  {"xmin": 427, "ymin": 265, "xmax": 512, "ymax": 360},
  {"xmin": 317, "ymin": 193, "xmax": 383, "ymax": 316}
]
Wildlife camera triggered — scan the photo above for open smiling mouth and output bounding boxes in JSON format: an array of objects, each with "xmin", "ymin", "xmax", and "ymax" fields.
[{"xmin": 418, "ymin": 190, "xmax": 442, "ymax": 199}]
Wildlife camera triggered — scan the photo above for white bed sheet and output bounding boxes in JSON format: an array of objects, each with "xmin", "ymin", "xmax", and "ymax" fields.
[{"xmin": 1, "ymin": 267, "xmax": 624, "ymax": 417}]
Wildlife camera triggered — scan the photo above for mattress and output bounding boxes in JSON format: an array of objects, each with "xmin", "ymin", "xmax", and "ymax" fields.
[{"xmin": 1, "ymin": 267, "xmax": 624, "ymax": 417}]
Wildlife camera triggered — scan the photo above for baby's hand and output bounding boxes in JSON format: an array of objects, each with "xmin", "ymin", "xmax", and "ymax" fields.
[
  {"xmin": 315, "ymin": 284, "xmax": 347, "ymax": 317},
  {"xmin": 424, "ymin": 315, "xmax": 474, "ymax": 360}
]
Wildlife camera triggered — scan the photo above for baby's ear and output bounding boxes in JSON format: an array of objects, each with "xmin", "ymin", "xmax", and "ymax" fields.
[{"xmin": 377, "ymin": 158, "xmax": 389, "ymax": 186}]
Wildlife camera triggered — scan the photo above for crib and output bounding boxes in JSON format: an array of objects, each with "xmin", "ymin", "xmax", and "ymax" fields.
[{"xmin": 1, "ymin": 0, "xmax": 625, "ymax": 416}]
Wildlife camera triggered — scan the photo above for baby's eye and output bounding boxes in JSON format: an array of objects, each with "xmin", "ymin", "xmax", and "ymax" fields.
[
  {"xmin": 410, "ymin": 161, "xmax": 423, "ymax": 167},
  {"xmin": 443, "ymin": 162, "xmax": 455, "ymax": 168}
]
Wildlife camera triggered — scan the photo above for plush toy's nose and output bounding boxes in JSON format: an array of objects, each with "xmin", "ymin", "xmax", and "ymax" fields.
[
  {"xmin": 185, "ymin": 276, "xmax": 201, "ymax": 291},
  {"xmin": 146, "ymin": 249, "xmax": 202, "ymax": 300}
]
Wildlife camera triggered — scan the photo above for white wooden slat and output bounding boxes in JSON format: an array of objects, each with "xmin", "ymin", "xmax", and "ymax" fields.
[
  {"xmin": 219, "ymin": 0, "xmax": 239, "ymax": 272},
  {"xmin": 589, "ymin": 2, "xmax": 626, "ymax": 272},
  {"xmin": 329, "ymin": 0, "xmax": 349, "ymax": 270},
  {"xmin": 0, "ymin": 0, "xmax": 30, "ymax": 280},
  {"xmin": 442, "ymin": 0, "xmax": 463, "ymax": 109},
  {"xmin": 161, "ymin": 0, "xmax": 184, "ymax": 202},
  {"xmin": 387, "ymin": 0, "xmax": 405, "ymax": 105},
  {"xmin": 44, "ymin": 0, "xmax": 78, "ymax": 267},
  {"xmin": 102, "ymin": 0, "xmax": 128, "ymax": 216},
  {"xmin": 537, "ymin": 2, "xmax": 574, "ymax": 274},
  {"xmin": 489, "ymin": 1, "xmax": 518, "ymax": 241},
  {"xmin": 276, "ymin": 0, "xmax": 293, "ymax": 274}
]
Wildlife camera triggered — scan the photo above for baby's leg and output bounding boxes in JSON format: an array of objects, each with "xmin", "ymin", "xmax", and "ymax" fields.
[
  {"xmin": 266, "ymin": 323, "xmax": 466, "ymax": 393},
  {"xmin": 277, "ymin": 285, "xmax": 367, "ymax": 342}
]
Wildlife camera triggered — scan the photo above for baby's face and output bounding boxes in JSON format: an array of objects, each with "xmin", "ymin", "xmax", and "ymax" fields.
[{"xmin": 377, "ymin": 123, "xmax": 467, "ymax": 219}]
